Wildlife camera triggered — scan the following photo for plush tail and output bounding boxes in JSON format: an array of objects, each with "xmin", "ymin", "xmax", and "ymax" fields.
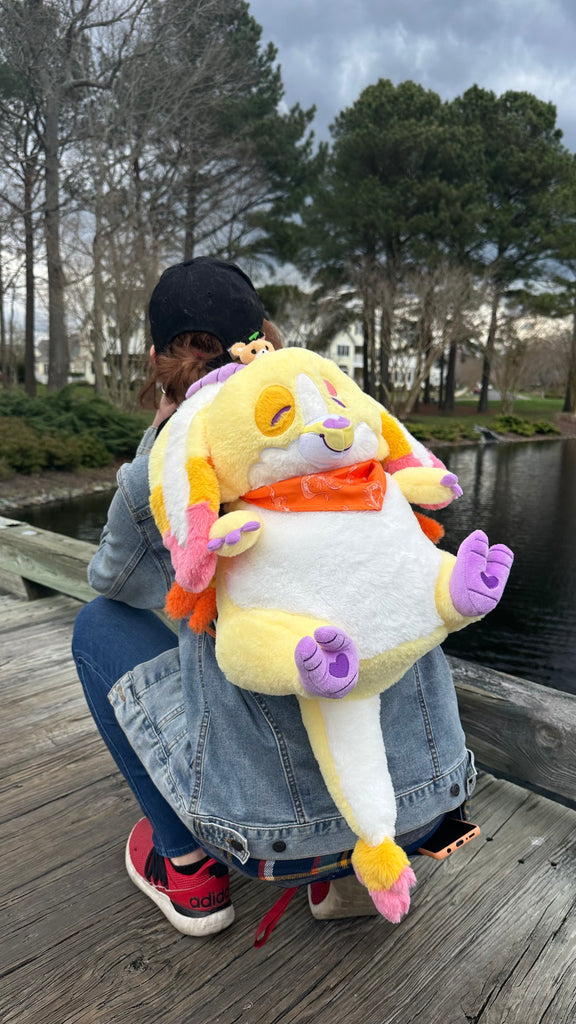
[{"xmin": 297, "ymin": 693, "xmax": 416, "ymax": 923}]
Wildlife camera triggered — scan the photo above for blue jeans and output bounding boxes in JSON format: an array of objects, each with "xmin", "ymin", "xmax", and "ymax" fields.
[{"xmin": 72, "ymin": 597, "xmax": 200, "ymax": 858}]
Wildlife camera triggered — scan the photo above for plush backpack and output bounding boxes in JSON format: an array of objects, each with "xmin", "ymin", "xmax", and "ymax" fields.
[{"xmin": 149, "ymin": 347, "xmax": 513, "ymax": 922}]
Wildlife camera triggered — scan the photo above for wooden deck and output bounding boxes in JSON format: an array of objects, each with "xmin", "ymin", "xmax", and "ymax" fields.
[{"xmin": 1, "ymin": 587, "xmax": 576, "ymax": 1024}]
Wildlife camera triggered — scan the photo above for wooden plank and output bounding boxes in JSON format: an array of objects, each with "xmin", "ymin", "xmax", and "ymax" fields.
[
  {"xmin": 1, "ymin": 590, "xmax": 576, "ymax": 1023},
  {"xmin": 450, "ymin": 656, "xmax": 576, "ymax": 806},
  {"xmin": 1, "ymin": 772, "xmax": 575, "ymax": 1024},
  {"xmin": 0, "ymin": 517, "xmax": 97, "ymax": 602}
]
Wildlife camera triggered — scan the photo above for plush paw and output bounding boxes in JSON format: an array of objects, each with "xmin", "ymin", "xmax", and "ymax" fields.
[
  {"xmin": 295, "ymin": 626, "xmax": 359, "ymax": 698},
  {"xmin": 392, "ymin": 467, "xmax": 462, "ymax": 509},
  {"xmin": 207, "ymin": 512, "xmax": 262, "ymax": 556},
  {"xmin": 450, "ymin": 529, "xmax": 514, "ymax": 617}
]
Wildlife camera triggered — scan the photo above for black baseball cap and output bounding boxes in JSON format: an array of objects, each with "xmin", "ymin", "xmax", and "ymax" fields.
[{"xmin": 148, "ymin": 257, "xmax": 266, "ymax": 360}]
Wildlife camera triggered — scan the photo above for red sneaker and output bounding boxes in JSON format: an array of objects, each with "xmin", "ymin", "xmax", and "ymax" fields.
[{"xmin": 125, "ymin": 818, "xmax": 234, "ymax": 937}]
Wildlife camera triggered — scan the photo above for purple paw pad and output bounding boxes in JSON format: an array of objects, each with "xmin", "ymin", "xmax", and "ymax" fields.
[
  {"xmin": 295, "ymin": 627, "xmax": 359, "ymax": 699},
  {"xmin": 329, "ymin": 653, "xmax": 349, "ymax": 678}
]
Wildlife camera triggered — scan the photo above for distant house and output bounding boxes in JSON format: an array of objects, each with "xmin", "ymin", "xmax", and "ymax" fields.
[
  {"xmin": 35, "ymin": 333, "xmax": 98, "ymax": 386},
  {"xmin": 34, "ymin": 332, "xmax": 147, "ymax": 388}
]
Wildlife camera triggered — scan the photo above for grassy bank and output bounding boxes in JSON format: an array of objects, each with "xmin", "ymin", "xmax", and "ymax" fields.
[{"xmin": 403, "ymin": 397, "xmax": 566, "ymax": 444}]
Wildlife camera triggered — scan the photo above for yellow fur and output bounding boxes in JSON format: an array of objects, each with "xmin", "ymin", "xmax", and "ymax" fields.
[
  {"xmin": 391, "ymin": 466, "xmax": 454, "ymax": 506},
  {"xmin": 435, "ymin": 551, "xmax": 481, "ymax": 632},
  {"xmin": 150, "ymin": 484, "xmax": 169, "ymax": 536},
  {"xmin": 215, "ymin": 583, "xmax": 449, "ymax": 698},
  {"xmin": 352, "ymin": 837, "xmax": 410, "ymax": 891},
  {"xmin": 185, "ymin": 455, "xmax": 220, "ymax": 513},
  {"xmin": 381, "ymin": 411, "xmax": 412, "ymax": 461}
]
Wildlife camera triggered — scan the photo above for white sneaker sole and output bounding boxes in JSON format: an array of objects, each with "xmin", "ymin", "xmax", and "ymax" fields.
[{"xmin": 125, "ymin": 840, "xmax": 235, "ymax": 937}]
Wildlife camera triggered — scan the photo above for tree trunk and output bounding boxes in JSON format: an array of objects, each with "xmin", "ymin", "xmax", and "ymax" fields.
[
  {"xmin": 562, "ymin": 304, "xmax": 576, "ymax": 414},
  {"xmin": 184, "ymin": 170, "xmax": 197, "ymax": 261},
  {"xmin": 379, "ymin": 303, "xmax": 392, "ymax": 405},
  {"xmin": 44, "ymin": 89, "xmax": 68, "ymax": 390},
  {"xmin": 91, "ymin": 196, "xmax": 107, "ymax": 396},
  {"xmin": 0, "ymin": 234, "xmax": 6, "ymax": 388},
  {"xmin": 362, "ymin": 302, "xmax": 375, "ymax": 397},
  {"xmin": 437, "ymin": 349, "xmax": 445, "ymax": 408},
  {"xmin": 24, "ymin": 158, "xmax": 36, "ymax": 397},
  {"xmin": 443, "ymin": 339, "xmax": 457, "ymax": 414},
  {"xmin": 477, "ymin": 285, "xmax": 501, "ymax": 414}
]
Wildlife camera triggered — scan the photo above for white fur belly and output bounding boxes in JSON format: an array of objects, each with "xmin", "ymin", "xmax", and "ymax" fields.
[{"xmin": 223, "ymin": 477, "xmax": 444, "ymax": 658}]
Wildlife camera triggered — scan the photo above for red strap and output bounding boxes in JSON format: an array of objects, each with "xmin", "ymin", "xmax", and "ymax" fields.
[{"xmin": 253, "ymin": 887, "xmax": 299, "ymax": 948}]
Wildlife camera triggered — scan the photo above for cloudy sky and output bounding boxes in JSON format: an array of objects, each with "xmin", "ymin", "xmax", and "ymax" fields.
[{"xmin": 248, "ymin": 0, "xmax": 576, "ymax": 151}]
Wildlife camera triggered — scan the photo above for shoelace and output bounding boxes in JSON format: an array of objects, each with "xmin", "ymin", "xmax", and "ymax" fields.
[
  {"xmin": 144, "ymin": 847, "xmax": 169, "ymax": 887},
  {"xmin": 254, "ymin": 887, "xmax": 298, "ymax": 948}
]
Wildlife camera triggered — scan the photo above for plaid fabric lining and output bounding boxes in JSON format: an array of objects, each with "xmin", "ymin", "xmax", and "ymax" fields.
[{"xmin": 222, "ymin": 849, "xmax": 354, "ymax": 887}]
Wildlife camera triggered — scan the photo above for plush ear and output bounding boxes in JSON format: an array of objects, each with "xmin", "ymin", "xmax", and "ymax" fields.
[
  {"xmin": 380, "ymin": 409, "xmax": 447, "ymax": 474},
  {"xmin": 229, "ymin": 342, "xmax": 246, "ymax": 359},
  {"xmin": 150, "ymin": 404, "xmax": 221, "ymax": 594}
]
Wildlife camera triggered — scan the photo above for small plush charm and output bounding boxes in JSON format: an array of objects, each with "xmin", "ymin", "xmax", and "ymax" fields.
[
  {"xmin": 228, "ymin": 332, "xmax": 275, "ymax": 363},
  {"xmin": 149, "ymin": 348, "xmax": 513, "ymax": 922}
]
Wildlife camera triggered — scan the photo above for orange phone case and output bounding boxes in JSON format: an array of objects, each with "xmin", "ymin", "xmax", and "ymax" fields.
[{"xmin": 418, "ymin": 820, "xmax": 481, "ymax": 860}]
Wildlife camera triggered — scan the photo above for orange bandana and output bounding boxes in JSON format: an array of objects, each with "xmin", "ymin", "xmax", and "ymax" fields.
[{"xmin": 242, "ymin": 459, "xmax": 386, "ymax": 512}]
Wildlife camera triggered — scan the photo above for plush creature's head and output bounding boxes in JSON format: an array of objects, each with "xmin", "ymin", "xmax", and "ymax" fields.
[
  {"xmin": 149, "ymin": 348, "xmax": 447, "ymax": 581},
  {"xmin": 180, "ymin": 348, "xmax": 435, "ymax": 499}
]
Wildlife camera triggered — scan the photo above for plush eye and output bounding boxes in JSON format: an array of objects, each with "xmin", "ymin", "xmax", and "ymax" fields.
[
  {"xmin": 323, "ymin": 378, "xmax": 346, "ymax": 408},
  {"xmin": 255, "ymin": 385, "xmax": 296, "ymax": 436}
]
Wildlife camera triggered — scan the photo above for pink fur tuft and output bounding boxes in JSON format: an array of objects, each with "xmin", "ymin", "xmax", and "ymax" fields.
[
  {"xmin": 164, "ymin": 501, "xmax": 218, "ymax": 592},
  {"xmin": 386, "ymin": 451, "xmax": 445, "ymax": 474},
  {"xmin": 366, "ymin": 866, "xmax": 417, "ymax": 924}
]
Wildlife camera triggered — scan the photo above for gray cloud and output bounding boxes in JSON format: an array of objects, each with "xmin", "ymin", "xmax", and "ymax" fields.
[{"xmin": 248, "ymin": 0, "xmax": 576, "ymax": 148}]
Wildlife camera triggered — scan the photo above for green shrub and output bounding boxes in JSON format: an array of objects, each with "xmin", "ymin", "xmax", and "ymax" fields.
[
  {"xmin": 491, "ymin": 414, "xmax": 534, "ymax": 436},
  {"xmin": 0, "ymin": 387, "xmax": 149, "ymax": 473},
  {"xmin": 0, "ymin": 419, "xmax": 47, "ymax": 473},
  {"xmin": 492, "ymin": 414, "xmax": 558, "ymax": 437},
  {"xmin": 0, "ymin": 457, "xmax": 14, "ymax": 480},
  {"xmin": 404, "ymin": 420, "xmax": 478, "ymax": 444},
  {"xmin": 532, "ymin": 420, "xmax": 561, "ymax": 436},
  {"xmin": 75, "ymin": 433, "xmax": 112, "ymax": 467},
  {"xmin": 0, "ymin": 416, "xmax": 113, "ymax": 474},
  {"xmin": 403, "ymin": 421, "xmax": 432, "ymax": 442}
]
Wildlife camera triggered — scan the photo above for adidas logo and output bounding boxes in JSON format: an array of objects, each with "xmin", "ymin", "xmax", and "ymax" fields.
[{"xmin": 189, "ymin": 888, "xmax": 230, "ymax": 910}]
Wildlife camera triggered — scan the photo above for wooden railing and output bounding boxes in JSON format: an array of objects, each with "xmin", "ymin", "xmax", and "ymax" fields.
[{"xmin": 1, "ymin": 513, "xmax": 575, "ymax": 808}]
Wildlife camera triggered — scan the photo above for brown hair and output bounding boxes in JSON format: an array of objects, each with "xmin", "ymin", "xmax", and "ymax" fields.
[{"xmin": 141, "ymin": 319, "xmax": 284, "ymax": 408}]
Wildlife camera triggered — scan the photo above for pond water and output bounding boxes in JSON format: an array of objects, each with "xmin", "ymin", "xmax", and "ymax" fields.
[{"xmin": 9, "ymin": 438, "xmax": 576, "ymax": 694}]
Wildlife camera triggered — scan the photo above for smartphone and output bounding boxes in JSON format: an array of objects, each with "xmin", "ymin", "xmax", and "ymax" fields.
[{"xmin": 418, "ymin": 817, "xmax": 481, "ymax": 860}]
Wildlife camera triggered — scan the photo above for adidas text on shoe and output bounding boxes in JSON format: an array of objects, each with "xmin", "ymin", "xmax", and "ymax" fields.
[{"xmin": 125, "ymin": 818, "xmax": 235, "ymax": 937}]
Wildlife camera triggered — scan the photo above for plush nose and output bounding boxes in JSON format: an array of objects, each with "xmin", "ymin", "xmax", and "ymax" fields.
[{"xmin": 323, "ymin": 416, "xmax": 350, "ymax": 429}]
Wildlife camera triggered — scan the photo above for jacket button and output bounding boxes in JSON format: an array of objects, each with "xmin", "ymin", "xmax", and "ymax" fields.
[
  {"xmin": 229, "ymin": 839, "xmax": 244, "ymax": 851},
  {"xmin": 272, "ymin": 841, "xmax": 286, "ymax": 852},
  {"xmin": 450, "ymin": 783, "xmax": 460, "ymax": 797}
]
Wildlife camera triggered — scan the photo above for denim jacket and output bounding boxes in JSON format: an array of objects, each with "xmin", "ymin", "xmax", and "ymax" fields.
[{"xmin": 90, "ymin": 428, "xmax": 476, "ymax": 865}]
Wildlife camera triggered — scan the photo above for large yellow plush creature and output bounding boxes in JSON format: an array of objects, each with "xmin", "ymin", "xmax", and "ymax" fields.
[{"xmin": 149, "ymin": 348, "xmax": 513, "ymax": 922}]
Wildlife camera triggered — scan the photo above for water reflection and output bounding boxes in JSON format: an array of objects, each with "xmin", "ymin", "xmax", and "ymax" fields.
[
  {"xmin": 438, "ymin": 439, "xmax": 576, "ymax": 694},
  {"xmin": 8, "ymin": 439, "xmax": 576, "ymax": 694}
]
